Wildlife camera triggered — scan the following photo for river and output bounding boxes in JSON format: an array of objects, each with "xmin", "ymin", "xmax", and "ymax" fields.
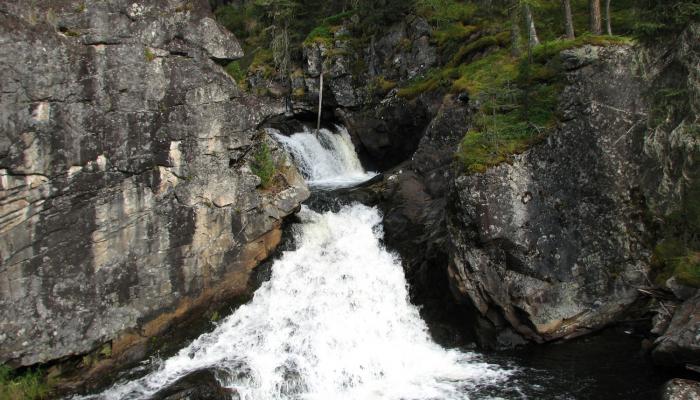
[{"xmin": 81, "ymin": 125, "xmax": 670, "ymax": 400}]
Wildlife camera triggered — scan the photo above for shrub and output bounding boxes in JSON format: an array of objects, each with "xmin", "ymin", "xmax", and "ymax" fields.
[
  {"xmin": 0, "ymin": 365, "xmax": 51, "ymax": 400},
  {"xmin": 224, "ymin": 61, "xmax": 246, "ymax": 83},
  {"xmin": 415, "ymin": 0, "xmax": 477, "ymax": 26},
  {"xmin": 251, "ymin": 142, "xmax": 276, "ymax": 189}
]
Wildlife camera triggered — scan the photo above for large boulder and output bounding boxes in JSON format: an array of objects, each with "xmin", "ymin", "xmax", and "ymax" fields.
[
  {"xmin": 653, "ymin": 293, "xmax": 700, "ymax": 367},
  {"xmin": 0, "ymin": 0, "xmax": 308, "ymax": 375},
  {"xmin": 447, "ymin": 45, "xmax": 651, "ymax": 342}
]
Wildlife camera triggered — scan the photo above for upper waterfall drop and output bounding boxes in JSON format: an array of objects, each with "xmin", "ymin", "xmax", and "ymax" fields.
[{"xmin": 268, "ymin": 125, "xmax": 377, "ymax": 188}]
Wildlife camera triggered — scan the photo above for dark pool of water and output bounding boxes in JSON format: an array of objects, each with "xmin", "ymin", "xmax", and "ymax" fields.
[{"xmin": 473, "ymin": 327, "xmax": 693, "ymax": 400}]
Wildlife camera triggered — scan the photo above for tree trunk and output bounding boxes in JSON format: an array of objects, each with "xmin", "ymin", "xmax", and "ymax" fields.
[
  {"xmin": 562, "ymin": 0, "xmax": 575, "ymax": 39},
  {"xmin": 605, "ymin": 0, "xmax": 612, "ymax": 35},
  {"xmin": 510, "ymin": 2, "xmax": 521, "ymax": 57},
  {"xmin": 589, "ymin": 0, "xmax": 602, "ymax": 35},
  {"xmin": 523, "ymin": 4, "xmax": 539, "ymax": 48},
  {"xmin": 316, "ymin": 68, "xmax": 323, "ymax": 135}
]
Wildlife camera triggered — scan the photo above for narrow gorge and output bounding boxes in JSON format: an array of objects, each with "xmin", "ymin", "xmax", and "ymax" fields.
[{"xmin": 0, "ymin": 0, "xmax": 698, "ymax": 399}]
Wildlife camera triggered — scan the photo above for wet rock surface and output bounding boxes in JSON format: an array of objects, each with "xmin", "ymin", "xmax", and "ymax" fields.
[
  {"xmin": 152, "ymin": 369, "xmax": 236, "ymax": 400},
  {"xmin": 0, "ymin": 0, "xmax": 308, "ymax": 376},
  {"xmin": 653, "ymin": 293, "xmax": 700, "ymax": 368},
  {"xmin": 337, "ymin": 96, "xmax": 433, "ymax": 171},
  {"xmin": 662, "ymin": 379, "xmax": 700, "ymax": 400},
  {"xmin": 357, "ymin": 97, "xmax": 476, "ymax": 345}
]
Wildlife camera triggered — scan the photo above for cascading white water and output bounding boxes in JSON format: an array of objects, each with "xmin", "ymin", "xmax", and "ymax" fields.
[
  {"xmin": 268, "ymin": 126, "xmax": 377, "ymax": 188},
  {"xmin": 84, "ymin": 125, "xmax": 518, "ymax": 400},
  {"xmin": 93, "ymin": 205, "xmax": 512, "ymax": 400}
]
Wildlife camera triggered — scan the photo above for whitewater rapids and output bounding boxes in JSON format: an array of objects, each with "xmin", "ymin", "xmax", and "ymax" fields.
[
  {"xmin": 93, "ymin": 205, "xmax": 511, "ymax": 400},
  {"xmin": 84, "ymin": 126, "xmax": 516, "ymax": 400}
]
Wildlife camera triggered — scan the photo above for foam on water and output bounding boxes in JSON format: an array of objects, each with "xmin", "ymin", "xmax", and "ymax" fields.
[
  {"xmin": 91, "ymin": 204, "xmax": 513, "ymax": 400},
  {"xmin": 269, "ymin": 126, "xmax": 377, "ymax": 188}
]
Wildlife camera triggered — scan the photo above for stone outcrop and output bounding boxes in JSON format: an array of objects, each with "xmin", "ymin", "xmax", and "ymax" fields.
[
  {"xmin": 292, "ymin": 17, "xmax": 438, "ymax": 171},
  {"xmin": 662, "ymin": 379, "xmax": 700, "ymax": 400},
  {"xmin": 446, "ymin": 22, "xmax": 699, "ymax": 346},
  {"xmin": 337, "ymin": 95, "xmax": 433, "ymax": 170},
  {"xmin": 653, "ymin": 292, "xmax": 700, "ymax": 367},
  {"xmin": 0, "ymin": 0, "xmax": 308, "ymax": 375},
  {"xmin": 342, "ymin": 96, "xmax": 475, "ymax": 345},
  {"xmin": 447, "ymin": 45, "xmax": 651, "ymax": 343}
]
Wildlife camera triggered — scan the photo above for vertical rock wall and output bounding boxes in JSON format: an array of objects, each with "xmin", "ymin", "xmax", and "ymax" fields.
[
  {"xmin": 0, "ymin": 0, "xmax": 309, "ymax": 369},
  {"xmin": 447, "ymin": 45, "xmax": 651, "ymax": 343}
]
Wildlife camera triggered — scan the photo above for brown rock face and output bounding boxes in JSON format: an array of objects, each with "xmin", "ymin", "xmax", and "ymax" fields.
[{"xmin": 0, "ymin": 0, "xmax": 309, "ymax": 370}]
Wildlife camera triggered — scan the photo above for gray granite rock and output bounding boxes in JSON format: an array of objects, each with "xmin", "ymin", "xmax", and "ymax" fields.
[
  {"xmin": 0, "ymin": 0, "xmax": 308, "ymax": 369},
  {"xmin": 662, "ymin": 379, "xmax": 700, "ymax": 400},
  {"xmin": 447, "ymin": 45, "xmax": 651, "ymax": 342},
  {"xmin": 653, "ymin": 293, "xmax": 700, "ymax": 367}
]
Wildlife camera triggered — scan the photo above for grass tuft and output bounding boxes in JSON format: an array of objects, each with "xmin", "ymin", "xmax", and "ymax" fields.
[
  {"xmin": 0, "ymin": 365, "xmax": 51, "ymax": 400},
  {"xmin": 251, "ymin": 142, "xmax": 276, "ymax": 189}
]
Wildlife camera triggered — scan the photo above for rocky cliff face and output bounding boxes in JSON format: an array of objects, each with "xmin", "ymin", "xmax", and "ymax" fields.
[
  {"xmin": 294, "ymin": 16, "xmax": 438, "ymax": 170},
  {"xmin": 448, "ymin": 44, "xmax": 650, "ymax": 343},
  {"xmin": 0, "ymin": 0, "xmax": 308, "ymax": 376},
  {"xmin": 447, "ymin": 26, "xmax": 699, "ymax": 349},
  {"xmin": 290, "ymin": 13, "xmax": 699, "ymax": 361}
]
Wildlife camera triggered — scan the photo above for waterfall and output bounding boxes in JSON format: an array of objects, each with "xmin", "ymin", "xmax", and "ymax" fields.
[
  {"xmin": 91, "ymin": 205, "xmax": 513, "ymax": 400},
  {"xmin": 268, "ymin": 126, "xmax": 377, "ymax": 188},
  {"xmin": 82, "ymin": 124, "xmax": 527, "ymax": 400}
]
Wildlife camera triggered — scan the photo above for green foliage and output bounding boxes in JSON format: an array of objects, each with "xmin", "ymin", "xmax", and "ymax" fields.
[
  {"xmin": 432, "ymin": 23, "xmax": 478, "ymax": 47},
  {"xmin": 224, "ymin": 61, "xmax": 246, "ymax": 83},
  {"xmin": 396, "ymin": 70, "xmax": 449, "ymax": 99},
  {"xmin": 654, "ymin": 240, "xmax": 700, "ymax": 288},
  {"xmin": 249, "ymin": 49, "xmax": 275, "ymax": 78},
  {"xmin": 414, "ymin": 0, "xmax": 477, "ymax": 26},
  {"xmin": 450, "ymin": 50, "xmax": 518, "ymax": 94},
  {"xmin": 322, "ymin": 11, "xmax": 355, "ymax": 26},
  {"xmin": 631, "ymin": 0, "xmax": 700, "ymax": 39},
  {"xmin": 447, "ymin": 31, "xmax": 510, "ymax": 67},
  {"xmin": 457, "ymin": 127, "xmax": 538, "ymax": 173},
  {"xmin": 530, "ymin": 35, "xmax": 631, "ymax": 63},
  {"xmin": 304, "ymin": 25, "xmax": 333, "ymax": 45},
  {"xmin": 251, "ymin": 142, "xmax": 276, "ymax": 189},
  {"xmin": 214, "ymin": 3, "xmax": 258, "ymax": 39},
  {"xmin": 0, "ymin": 365, "xmax": 51, "ymax": 400},
  {"xmin": 676, "ymin": 253, "xmax": 700, "ymax": 287},
  {"xmin": 144, "ymin": 47, "xmax": 156, "ymax": 62},
  {"xmin": 254, "ymin": 0, "xmax": 299, "ymax": 24},
  {"xmin": 99, "ymin": 343, "xmax": 112, "ymax": 358},
  {"xmin": 376, "ymin": 76, "xmax": 397, "ymax": 92}
]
